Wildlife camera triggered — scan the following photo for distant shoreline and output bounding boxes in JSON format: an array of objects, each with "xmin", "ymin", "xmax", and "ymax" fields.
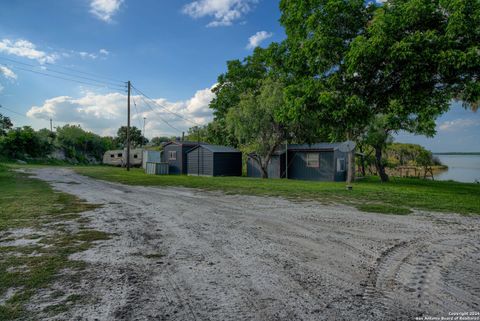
[{"xmin": 433, "ymin": 152, "xmax": 480, "ymax": 156}]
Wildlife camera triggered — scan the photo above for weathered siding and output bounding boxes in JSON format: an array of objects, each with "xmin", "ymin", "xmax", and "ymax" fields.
[
  {"xmin": 142, "ymin": 150, "xmax": 161, "ymax": 169},
  {"xmin": 213, "ymin": 153, "xmax": 242, "ymax": 176},
  {"xmin": 246, "ymin": 155, "xmax": 285, "ymax": 178},
  {"xmin": 247, "ymin": 157, "xmax": 263, "ymax": 178},
  {"xmin": 333, "ymin": 150, "xmax": 348, "ymax": 181},
  {"xmin": 145, "ymin": 162, "xmax": 169, "ymax": 175},
  {"xmin": 187, "ymin": 147, "xmax": 213, "ymax": 176},
  {"xmin": 288, "ymin": 151, "xmax": 335, "ymax": 181},
  {"xmin": 163, "ymin": 144, "xmax": 183, "ymax": 174}
]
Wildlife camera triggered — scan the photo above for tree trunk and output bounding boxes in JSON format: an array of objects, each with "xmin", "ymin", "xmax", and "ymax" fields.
[
  {"xmin": 260, "ymin": 166, "xmax": 268, "ymax": 179},
  {"xmin": 346, "ymin": 151, "xmax": 354, "ymax": 185},
  {"xmin": 358, "ymin": 146, "xmax": 366, "ymax": 177},
  {"xmin": 374, "ymin": 146, "xmax": 389, "ymax": 182}
]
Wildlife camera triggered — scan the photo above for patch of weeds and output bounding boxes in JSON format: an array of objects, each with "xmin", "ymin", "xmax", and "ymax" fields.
[
  {"xmin": 357, "ymin": 204, "xmax": 412, "ymax": 215},
  {"xmin": 75, "ymin": 230, "xmax": 110, "ymax": 243},
  {"xmin": 0, "ymin": 165, "xmax": 108, "ymax": 320},
  {"xmin": 143, "ymin": 253, "xmax": 166, "ymax": 259},
  {"xmin": 50, "ymin": 290, "xmax": 65, "ymax": 299}
]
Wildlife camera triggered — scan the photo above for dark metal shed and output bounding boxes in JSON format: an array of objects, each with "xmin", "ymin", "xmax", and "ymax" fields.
[
  {"xmin": 187, "ymin": 144, "xmax": 242, "ymax": 177},
  {"xmin": 161, "ymin": 141, "xmax": 199, "ymax": 174},
  {"xmin": 247, "ymin": 143, "xmax": 350, "ymax": 181}
]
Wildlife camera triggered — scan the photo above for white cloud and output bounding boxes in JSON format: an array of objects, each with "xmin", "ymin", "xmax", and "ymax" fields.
[
  {"xmin": 90, "ymin": 0, "xmax": 123, "ymax": 22},
  {"xmin": 182, "ymin": 0, "xmax": 257, "ymax": 27},
  {"xmin": 0, "ymin": 84, "xmax": 4, "ymax": 93},
  {"xmin": 246, "ymin": 31, "xmax": 273, "ymax": 49},
  {"xmin": 438, "ymin": 118, "xmax": 480, "ymax": 132},
  {"xmin": 27, "ymin": 86, "xmax": 216, "ymax": 137},
  {"xmin": 0, "ymin": 39, "xmax": 58, "ymax": 64},
  {"xmin": 79, "ymin": 51, "xmax": 98, "ymax": 59},
  {"xmin": 0, "ymin": 66, "xmax": 17, "ymax": 80},
  {"xmin": 99, "ymin": 49, "xmax": 110, "ymax": 55}
]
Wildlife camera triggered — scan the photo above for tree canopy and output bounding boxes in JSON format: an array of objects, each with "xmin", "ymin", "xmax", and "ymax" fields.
[
  {"xmin": 202, "ymin": 0, "xmax": 479, "ymax": 180},
  {"xmin": 226, "ymin": 78, "xmax": 289, "ymax": 178}
]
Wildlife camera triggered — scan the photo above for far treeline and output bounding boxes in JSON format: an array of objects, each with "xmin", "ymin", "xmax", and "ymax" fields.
[
  {"xmin": 0, "ymin": 119, "xmax": 153, "ymax": 164},
  {"xmin": 185, "ymin": 0, "xmax": 479, "ymax": 181},
  {"xmin": 0, "ymin": 114, "xmax": 443, "ymax": 179}
]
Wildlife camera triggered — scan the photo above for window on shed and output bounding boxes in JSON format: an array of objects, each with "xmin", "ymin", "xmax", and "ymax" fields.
[
  {"xmin": 133, "ymin": 154, "xmax": 138, "ymax": 159},
  {"xmin": 110, "ymin": 154, "xmax": 114, "ymax": 158},
  {"xmin": 306, "ymin": 153, "xmax": 319, "ymax": 168},
  {"xmin": 337, "ymin": 158, "xmax": 346, "ymax": 172},
  {"xmin": 169, "ymin": 151, "xmax": 177, "ymax": 160},
  {"xmin": 117, "ymin": 153, "xmax": 122, "ymax": 157}
]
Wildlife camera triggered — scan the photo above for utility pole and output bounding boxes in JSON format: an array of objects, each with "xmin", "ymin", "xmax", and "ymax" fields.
[
  {"xmin": 142, "ymin": 117, "xmax": 146, "ymax": 147},
  {"xmin": 285, "ymin": 140, "xmax": 288, "ymax": 179},
  {"xmin": 197, "ymin": 127, "xmax": 200, "ymax": 176},
  {"xmin": 50, "ymin": 118, "xmax": 53, "ymax": 132},
  {"xmin": 126, "ymin": 81, "xmax": 131, "ymax": 171}
]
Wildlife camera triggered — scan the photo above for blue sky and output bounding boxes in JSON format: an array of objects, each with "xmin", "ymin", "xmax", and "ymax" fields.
[{"xmin": 0, "ymin": 0, "xmax": 478, "ymax": 152}]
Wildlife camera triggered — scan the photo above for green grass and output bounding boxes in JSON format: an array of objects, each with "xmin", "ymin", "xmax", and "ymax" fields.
[
  {"xmin": 73, "ymin": 166, "xmax": 480, "ymax": 215},
  {"xmin": 0, "ymin": 164, "xmax": 107, "ymax": 320},
  {"xmin": 357, "ymin": 204, "xmax": 412, "ymax": 215}
]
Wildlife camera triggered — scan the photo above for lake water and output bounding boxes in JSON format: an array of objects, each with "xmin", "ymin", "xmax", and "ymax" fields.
[{"xmin": 433, "ymin": 154, "xmax": 480, "ymax": 183}]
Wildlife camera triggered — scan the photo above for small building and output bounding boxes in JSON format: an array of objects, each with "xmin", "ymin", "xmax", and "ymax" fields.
[
  {"xmin": 145, "ymin": 162, "xmax": 169, "ymax": 175},
  {"xmin": 142, "ymin": 150, "xmax": 162, "ymax": 169},
  {"xmin": 247, "ymin": 143, "xmax": 350, "ymax": 181},
  {"xmin": 161, "ymin": 141, "xmax": 199, "ymax": 174},
  {"xmin": 186, "ymin": 144, "xmax": 242, "ymax": 177},
  {"xmin": 103, "ymin": 148, "xmax": 143, "ymax": 167}
]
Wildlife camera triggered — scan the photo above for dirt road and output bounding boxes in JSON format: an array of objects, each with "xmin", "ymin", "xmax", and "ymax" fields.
[{"xmin": 30, "ymin": 168, "xmax": 479, "ymax": 320}]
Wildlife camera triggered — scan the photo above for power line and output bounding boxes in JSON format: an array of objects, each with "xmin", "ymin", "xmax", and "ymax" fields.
[
  {"xmin": 132, "ymin": 97, "xmax": 144, "ymax": 129},
  {"xmin": 131, "ymin": 85, "xmax": 201, "ymax": 126},
  {"xmin": 0, "ymin": 56, "xmax": 124, "ymax": 88},
  {"xmin": 44, "ymin": 60, "xmax": 124, "ymax": 84},
  {"xmin": 2, "ymin": 63, "xmax": 125, "ymax": 91},
  {"xmin": 0, "ymin": 104, "xmax": 29, "ymax": 119},
  {"xmin": 134, "ymin": 93, "xmax": 182, "ymax": 133}
]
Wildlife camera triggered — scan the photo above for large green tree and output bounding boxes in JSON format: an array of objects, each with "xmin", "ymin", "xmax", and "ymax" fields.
[
  {"xmin": 208, "ymin": 45, "xmax": 289, "ymax": 146},
  {"xmin": 56, "ymin": 125, "xmax": 114, "ymax": 161},
  {"xmin": 226, "ymin": 78, "xmax": 289, "ymax": 178},
  {"xmin": 0, "ymin": 126, "xmax": 52, "ymax": 159},
  {"xmin": 0, "ymin": 113, "xmax": 13, "ymax": 136},
  {"xmin": 344, "ymin": 0, "xmax": 480, "ymax": 181},
  {"xmin": 278, "ymin": 0, "xmax": 479, "ymax": 181},
  {"xmin": 115, "ymin": 126, "xmax": 147, "ymax": 148}
]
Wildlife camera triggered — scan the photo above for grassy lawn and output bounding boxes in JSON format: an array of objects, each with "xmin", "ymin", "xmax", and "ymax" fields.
[
  {"xmin": 73, "ymin": 166, "xmax": 480, "ymax": 215},
  {"xmin": 0, "ymin": 164, "xmax": 108, "ymax": 320}
]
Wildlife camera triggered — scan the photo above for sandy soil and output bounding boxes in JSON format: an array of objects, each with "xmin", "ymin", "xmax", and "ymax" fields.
[{"xmin": 27, "ymin": 168, "xmax": 480, "ymax": 321}]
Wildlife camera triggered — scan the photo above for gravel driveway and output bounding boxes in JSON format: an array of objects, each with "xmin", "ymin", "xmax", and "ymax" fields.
[{"xmin": 30, "ymin": 168, "xmax": 480, "ymax": 321}]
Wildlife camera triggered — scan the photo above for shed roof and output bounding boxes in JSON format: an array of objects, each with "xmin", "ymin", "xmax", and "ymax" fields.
[
  {"xmin": 187, "ymin": 144, "xmax": 240, "ymax": 153},
  {"xmin": 162, "ymin": 141, "xmax": 202, "ymax": 147},
  {"xmin": 287, "ymin": 143, "xmax": 342, "ymax": 151}
]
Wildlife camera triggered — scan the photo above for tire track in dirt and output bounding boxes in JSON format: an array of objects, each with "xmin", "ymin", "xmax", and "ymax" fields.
[{"xmin": 28, "ymin": 168, "xmax": 480, "ymax": 321}]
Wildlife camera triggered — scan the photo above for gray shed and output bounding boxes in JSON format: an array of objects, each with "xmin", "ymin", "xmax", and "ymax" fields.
[
  {"xmin": 161, "ymin": 141, "xmax": 199, "ymax": 174},
  {"xmin": 247, "ymin": 143, "xmax": 350, "ymax": 181},
  {"xmin": 187, "ymin": 144, "xmax": 242, "ymax": 177}
]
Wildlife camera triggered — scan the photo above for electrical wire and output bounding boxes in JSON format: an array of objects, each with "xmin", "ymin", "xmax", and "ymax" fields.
[
  {"xmin": 0, "ymin": 57, "xmax": 123, "ymax": 87},
  {"xmin": 1, "ymin": 63, "xmax": 125, "ymax": 91},
  {"xmin": 131, "ymin": 85, "xmax": 201, "ymax": 126},
  {"xmin": 134, "ymin": 93, "xmax": 182, "ymax": 133},
  {"xmin": 0, "ymin": 104, "xmax": 29, "ymax": 119},
  {"xmin": 132, "ymin": 97, "xmax": 144, "ymax": 129}
]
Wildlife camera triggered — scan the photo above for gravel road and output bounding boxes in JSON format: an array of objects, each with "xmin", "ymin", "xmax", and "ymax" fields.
[{"xmin": 30, "ymin": 168, "xmax": 480, "ymax": 321}]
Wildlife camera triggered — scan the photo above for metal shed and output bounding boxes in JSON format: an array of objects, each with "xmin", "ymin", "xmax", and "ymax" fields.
[
  {"xmin": 161, "ymin": 141, "xmax": 199, "ymax": 174},
  {"xmin": 187, "ymin": 144, "xmax": 242, "ymax": 177},
  {"xmin": 142, "ymin": 150, "xmax": 162, "ymax": 169},
  {"xmin": 247, "ymin": 143, "xmax": 350, "ymax": 181}
]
